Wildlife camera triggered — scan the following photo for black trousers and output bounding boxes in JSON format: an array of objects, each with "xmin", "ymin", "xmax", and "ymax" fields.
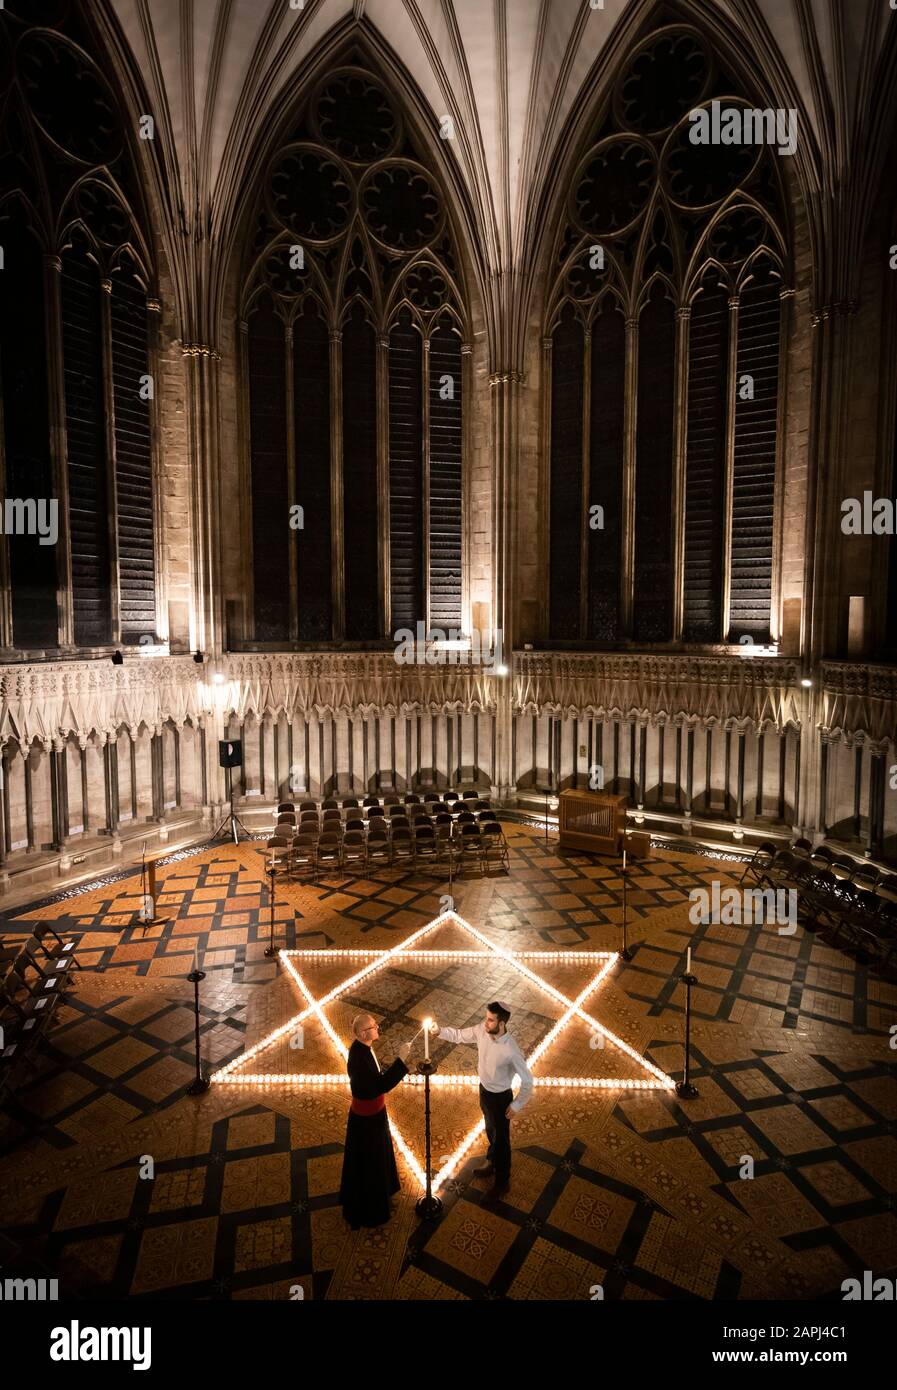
[{"xmin": 479, "ymin": 1084, "xmax": 513, "ymax": 1182}]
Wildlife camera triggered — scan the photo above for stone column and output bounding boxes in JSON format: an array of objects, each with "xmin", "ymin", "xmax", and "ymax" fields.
[
  {"xmin": 79, "ymin": 738, "xmax": 90, "ymax": 834},
  {"xmin": 151, "ymin": 728, "xmax": 165, "ymax": 822},
  {"xmin": 129, "ymin": 730, "xmax": 139, "ymax": 822},
  {"xmin": 0, "ymin": 740, "xmax": 8, "ymax": 889},
  {"xmin": 24, "ymin": 745, "xmax": 35, "ymax": 852},
  {"xmin": 49, "ymin": 737, "xmax": 67, "ymax": 853}
]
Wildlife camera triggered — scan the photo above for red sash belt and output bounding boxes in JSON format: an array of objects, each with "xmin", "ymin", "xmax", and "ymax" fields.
[{"xmin": 350, "ymin": 1095, "xmax": 386, "ymax": 1116}]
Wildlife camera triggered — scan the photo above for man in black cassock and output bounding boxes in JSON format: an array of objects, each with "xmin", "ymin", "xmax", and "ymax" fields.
[{"xmin": 339, "ymin": 1014, "xmax": 411, "ymax": 1231}]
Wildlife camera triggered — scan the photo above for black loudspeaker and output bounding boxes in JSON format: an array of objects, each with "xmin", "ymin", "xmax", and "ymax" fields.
[{"xmin": 218, "ymin": 739, "xmax": 242, "ymax": 768}]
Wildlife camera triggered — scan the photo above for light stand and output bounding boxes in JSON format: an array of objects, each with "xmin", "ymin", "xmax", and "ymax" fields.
[
  {"xmin": 264, "ymin": 862, "xmax": 278, "ymax": 958},
  {"xmin": 620, "ymin": 850, "xmax": 633, "ymax": 962},
  {"xmin": 211, "ymin": 764, "xmax": 251, "ymax": 844},
  {"xmin": 447, "ymin": 822, "xmax": 455, "ymax": 903},
  {"xmin": 136, "ymin": 842, "xmax": 169, "ymax": 931},
  {"xmin": 187, "ymin": 955, "xmax": 211, "ymax": 1095},
  {"xmin": 415, "ymin": 1059, "xmax": 443, "ymax": 1221},
  {"xmin": 675, "ymin": 968, "xmax": 699, "ymax": 1100}
]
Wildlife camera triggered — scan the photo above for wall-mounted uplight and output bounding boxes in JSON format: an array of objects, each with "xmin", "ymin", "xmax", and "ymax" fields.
[
  {"xmin": 212, "ymin": 673, "xmax": 225, "ymax": 685},
  {"xmin": 800, "ymin": 678, "xmax": 813, "ymax": 688},
  {"xmin": 494, "ymin": 664, "xmax": 509, "ymax": 677}
]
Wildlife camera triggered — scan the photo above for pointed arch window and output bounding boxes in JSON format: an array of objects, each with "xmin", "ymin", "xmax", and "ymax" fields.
[
  {"xmin": 0, "ymin": 6, "xmax": 159, "ymax": 651},
  {"xmin": 241, "ymin": 62, "xmax": 467, "ymax": 646},
  {"xmin": 545, "ymin": 18, "xmax": 789, "ymax": 647}
]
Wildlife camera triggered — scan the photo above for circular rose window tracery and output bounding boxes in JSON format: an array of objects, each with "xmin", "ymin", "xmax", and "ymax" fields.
[
  {"xmin": 17, "ymin": 30, "xmax": 120, "ymax": 165},
  {"xmin": 571, "ymin": 138, "xmax": 656, "ymax": 237},
  {"xmin": 312, "ymin": 70, "xmax": 400, "ymax": 163},
  {"xmin": 267, "ymin": 145, "xmax": 352, "ymax": 242},
  {"xmin": 360, "ymin": 163, "xmax": 442, "ymax": 252},
  {"xmin": 616, "ymin": 29, "xmax": 711, "ymax": 136}
]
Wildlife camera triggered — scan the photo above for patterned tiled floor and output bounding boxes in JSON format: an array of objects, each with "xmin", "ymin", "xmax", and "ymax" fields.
[{"xmin": 1, "ymin": 823, "xmax": 894, "ymax": 1300}]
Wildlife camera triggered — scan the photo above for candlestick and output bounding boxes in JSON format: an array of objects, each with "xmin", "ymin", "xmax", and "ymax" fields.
[
  {"xmin": 686, "ymin": 946, "xmax": 691, "ymax": 974},
  {"xmin": 192, "ymin": 941, "xmax": 199, "ymax": 974},
  {"xmin": 622, "ymin": 848, "xmax": 626, "ymax": 872},
  {"xmin": 423, "ymin": 1017, "xmax": 432, "ymax": 1061}
]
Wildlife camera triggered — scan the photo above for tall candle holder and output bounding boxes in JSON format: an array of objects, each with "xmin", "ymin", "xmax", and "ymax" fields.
[
  {"xmin": 620, "ymin": 847, "xmax": 633, "ymax": 962},
  {"xmin": 264, "ymin": 861, "xmax": 278, "ymax": 958},
  {"xmin": 415, "ymin": 1056, "xmax": 443, "ymax": 1221},
  {"xmin": 675, "ymin": 952, "xmax": 699, "ymax": 1099},
  {"xmin": 187, "ymin": 947, "xmax": 210, "ymax": 1096}
]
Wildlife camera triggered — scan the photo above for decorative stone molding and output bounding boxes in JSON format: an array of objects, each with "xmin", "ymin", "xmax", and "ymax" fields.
[
  {"xmin": 811, "ymin": 299, "xmax": 860, "ymax": 327},
  {"xmin": 9, "ymin": 652, "xmax": 891, "ymax": 750},
  {"xmin": 0, "ymin": 657, "xmax": 205, "ymax": 748},
  {"xmin": 513, "ymin": 652, "xmax": 802, "ymax": 731},
  {"xmin": 223, "ymin": 652, "xmax": 501, "ymax": 720},
  {"xmin": 181, "ymin": 343, "xmax": 221, "ymax": 359},
  {"xmin": 818, "ymin": 661, "xmax": 897, "ymax": 752}
]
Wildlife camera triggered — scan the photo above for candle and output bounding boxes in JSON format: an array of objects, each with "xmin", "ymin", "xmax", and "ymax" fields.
[
  {"xmin": 686, "ymin": 946, "xmax": 691, "ymax": 974},
  {"xmin": 192, "ymin": 941, "xmax": 199, "ymax": 975},
  {"xmin": 423, "ymin": 1018, "xmax": 432, "ymax": 1060}
]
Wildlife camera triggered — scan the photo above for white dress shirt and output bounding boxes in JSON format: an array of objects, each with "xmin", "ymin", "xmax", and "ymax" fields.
[{"xmin": 437, "ymin": 1022, "xmax": 534, "ymax": 1112}]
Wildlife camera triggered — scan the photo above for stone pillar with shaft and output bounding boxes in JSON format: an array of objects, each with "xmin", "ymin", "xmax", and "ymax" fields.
[{"xmin": 489, "ymin": 358, "xmax": 521, "ymax": 800}]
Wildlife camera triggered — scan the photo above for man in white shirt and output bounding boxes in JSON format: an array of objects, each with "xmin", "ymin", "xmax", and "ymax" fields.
[{"xmin": 437, "ymin": 1000, "xmax": 533, "ymax": 1202}]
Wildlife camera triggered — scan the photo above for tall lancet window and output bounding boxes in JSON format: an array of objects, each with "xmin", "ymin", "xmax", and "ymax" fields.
[
  {"xmin": 545, "ymin": 16, "xmax": 789, "ymax": 646},
  {"xmin": 241, "ymin": 59, "xmax": 466, "ymax": 646},
  {"xmin": 0, "ymin": 5, "xmax": 159, "ymax": 651}
]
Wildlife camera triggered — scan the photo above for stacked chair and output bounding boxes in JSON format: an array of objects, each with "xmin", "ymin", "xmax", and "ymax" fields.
[
  {"xmin": 265, "ymin": 787, "xmax": 510, "ymax": 882},
  {"xmin": 0, "ymin": 924, "xmax": 80, "ymax": 1099},
  {"xmin": 741, "ymin": 839, "xmax": 897, "ymax": 969}
]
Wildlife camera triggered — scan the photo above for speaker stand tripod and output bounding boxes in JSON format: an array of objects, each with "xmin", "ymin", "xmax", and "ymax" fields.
[{"xmin": 211, "ymin": 766, "xmax": 252, "ymax": 844}]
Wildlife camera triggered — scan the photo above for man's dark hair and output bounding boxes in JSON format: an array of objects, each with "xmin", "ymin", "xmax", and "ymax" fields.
[{"xmin": 487, "ymin": 1000, "xmax": 510, "ymax": 1025}]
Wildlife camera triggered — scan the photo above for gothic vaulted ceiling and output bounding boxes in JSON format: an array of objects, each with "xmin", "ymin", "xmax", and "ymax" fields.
[{"xmin": 104, "ymin": 0, "xmax": 896, "ymax": 348}]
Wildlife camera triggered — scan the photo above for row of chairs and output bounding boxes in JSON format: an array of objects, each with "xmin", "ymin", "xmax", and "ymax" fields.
[
  {"xmin": 274, "ymin": 808, "xmax": 495, "ymax": 838},
  {"xmin": 267, "ymin": 818, "xmax": 509, "ymax": 879},
  {"xmin": 277, "ymin": 790, "xmax": 486, "ymax": 814},
  {"xmin": 273, "ymin": 792, "xmax": 493, "ymax": 834},
  {"xmin": 743, "ymin": 840, "xmax": 897, "ymax": 966},
  {"xmin": 0, "ymin": 924, "xmax": 80, "ymax": 1097}
]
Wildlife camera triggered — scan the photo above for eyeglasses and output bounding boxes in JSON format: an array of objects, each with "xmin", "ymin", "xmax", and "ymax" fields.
[{"xmin": 360, "ymin": 1024, "xmax": 380, "ymax": 1035}]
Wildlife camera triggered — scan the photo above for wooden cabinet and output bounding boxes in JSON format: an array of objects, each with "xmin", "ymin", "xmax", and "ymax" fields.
[{"xmin": 557, "ymin": 790, "xmax": 628, "ymax": 856}]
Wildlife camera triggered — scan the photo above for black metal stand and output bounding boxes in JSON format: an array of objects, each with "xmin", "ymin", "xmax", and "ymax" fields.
[
  {"xmin": 187, "ymin": 965, "xmax": 210, "ymax": 1095},
  {"xmin": 620, "ymin": 856, "xmax": 634, "ymax": 961},
  {"xmin": 415, "ymin": 1059, "xmax": 443, "ymax": 1221},
  {"xmin": 211, "ymin": 765, "xmax": 251, "ymax": 844},
  {"xmin": 264, "ymin": 865, "xmax": 277, "ymax": 958},
  {"xmin": 136, "ymin": 843, "xmax": 169, "ymax": 931},
  {"xmin": 675, "ymin": 972, "xmax": 699, "ymax": 1099}
]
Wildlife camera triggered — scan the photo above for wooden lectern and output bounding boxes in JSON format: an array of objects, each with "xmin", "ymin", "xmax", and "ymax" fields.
[{"xmin": 558, "ymin": 790, "xmax": 628, "ymax": 856}]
